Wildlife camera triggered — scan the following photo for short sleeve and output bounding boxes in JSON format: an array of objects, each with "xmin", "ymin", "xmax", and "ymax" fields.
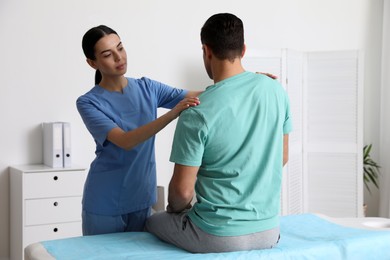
[
  {"xmin": 142, "ymin": 77, "xmax": 187, "ymax": 109},
  {"xmin": 76, "ymin": 95, "xmax": 117, "ymax": 146},
  {"xmin": 169, "ymin": 109, "xmax": 208, "ymax": 166},
  {"xmin": 283, "ymin": 94, "xmax": 293, "ymax": 134}
]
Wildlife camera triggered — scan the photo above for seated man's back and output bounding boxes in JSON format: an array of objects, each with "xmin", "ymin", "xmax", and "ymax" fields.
[
  {"xmin": 172, "ymin": 71, "xmax": 289, "ymax": 236},
  {"xmin": 145, "ymin": 12, "xmax": 292, "ymax": 253}
]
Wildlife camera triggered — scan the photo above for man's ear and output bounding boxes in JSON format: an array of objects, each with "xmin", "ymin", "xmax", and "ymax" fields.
[
  {"xmin": 241, "ymin": 44, "xmax": 246, "ymax": 58},
  {"xmin": 86, "ymin": 58, "xmax": 97, "ymax": 70},
  {"xmin": 203, "ymin": 44, "xmax": 213, "ymax": 59}
]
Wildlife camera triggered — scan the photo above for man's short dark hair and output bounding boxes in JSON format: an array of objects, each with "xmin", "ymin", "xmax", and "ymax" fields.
[{"xmin": 200, "ymin": 13, "xmax": 244, "ymax": 61}]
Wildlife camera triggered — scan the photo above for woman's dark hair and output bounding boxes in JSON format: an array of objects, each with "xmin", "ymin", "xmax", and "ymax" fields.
[
  {"xmin": 82, "ymin": 25, "xmax": 118, "ymax": 84},
  {"xmin": 200, "ymin": 13, "xmax": 244, "ymax": 61}
]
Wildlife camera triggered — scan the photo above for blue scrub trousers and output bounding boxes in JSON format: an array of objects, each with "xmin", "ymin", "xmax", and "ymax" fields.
[{"xmin": 82, "ymin": 207, "xmax": 151, "ymax": 236}]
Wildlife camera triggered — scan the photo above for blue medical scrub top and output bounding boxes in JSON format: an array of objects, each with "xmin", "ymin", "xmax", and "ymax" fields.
[{"xmin": 77, "ymin": 77, "xmax": 187, "ymax": 215}]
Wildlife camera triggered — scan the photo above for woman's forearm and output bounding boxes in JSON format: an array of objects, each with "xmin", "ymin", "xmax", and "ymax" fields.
[
  {"xmin": 108, "ymin": 110, "xmax": 177, "ymax": 150},
  {"xmin": 108, "ymin": 97, "xmax": 199, "ymax": 150}
]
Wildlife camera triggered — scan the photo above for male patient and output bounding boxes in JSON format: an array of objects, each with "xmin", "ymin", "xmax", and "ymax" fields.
[{"xmin": 145, "ymin": 13, "xmax": 292, "ymax": 253}]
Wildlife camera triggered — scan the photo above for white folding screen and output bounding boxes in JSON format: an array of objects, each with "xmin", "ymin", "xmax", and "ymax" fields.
[
  {"xmin": 243, "ymin": 49, "xmax": 363, "ymax": 217},
  {"xmin": 305, "ymin": 51, "xmax": 363, "ymax": 217}
]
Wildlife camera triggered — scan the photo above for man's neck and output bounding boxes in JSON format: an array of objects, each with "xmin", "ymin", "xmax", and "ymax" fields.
[{"xmin": 212, "ymin": 59, "xmax": 245, "ymax": 84}]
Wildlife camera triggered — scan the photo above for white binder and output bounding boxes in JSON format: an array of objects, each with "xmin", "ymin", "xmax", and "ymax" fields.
[
  {"xmin": 43, "ymin": 122, "xmax": 63, "ymax": 168},
  {"xmin": 62, "ymin": 122, "xmax": 72, "ymax": 167}
]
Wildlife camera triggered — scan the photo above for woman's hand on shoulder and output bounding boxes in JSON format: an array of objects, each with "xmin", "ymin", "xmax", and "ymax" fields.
[
  {"xmin": 169, "ymin": 97, "xmax": 200, "ymax": 119},
  {"xmin": 256, "ymin": 72, "xmax": 278, "ymax": 79}
]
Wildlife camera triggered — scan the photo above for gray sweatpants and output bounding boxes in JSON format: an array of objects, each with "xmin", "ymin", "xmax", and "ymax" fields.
[{"xmin": 145, "ymin": 211, "xmax": 280, "ymax": 253}]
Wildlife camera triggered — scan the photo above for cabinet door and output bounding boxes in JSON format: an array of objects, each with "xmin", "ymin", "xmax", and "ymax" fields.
[{"xmin": 24, "ymin": 170, "xmax": 87, "ymax": 198}]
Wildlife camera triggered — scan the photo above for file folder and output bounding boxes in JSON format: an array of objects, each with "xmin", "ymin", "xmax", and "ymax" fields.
[
  {"xmin": 62, "ymin": 122, "xmax": 72, "ymax": 167},
  {"xmin": 43, "ymin": 122, "xmax": 63, "ymax": 168}
]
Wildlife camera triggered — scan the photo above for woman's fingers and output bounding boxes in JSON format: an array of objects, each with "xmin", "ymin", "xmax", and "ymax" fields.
[
  {"xmin": 181, "ymin": 97, "xmax": 200, "ymax": 108},
  {"xmin": 172, "ymin": 97, "xmax": 200, "ymax": 117},
  {"xmin": 256, "ymin": 72, "xmax": 278, "ymax": 79}
]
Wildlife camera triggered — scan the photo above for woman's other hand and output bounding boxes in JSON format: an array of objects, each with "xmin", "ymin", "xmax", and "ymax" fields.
[{"xmin": 256, "ymin": 72, "xmax": 278, "ymax": 80}]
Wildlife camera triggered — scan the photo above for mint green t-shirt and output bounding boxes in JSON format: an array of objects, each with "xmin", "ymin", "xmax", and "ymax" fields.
[{"xmin": 170, "ymin": 71, "xmax": 292, "ymax": 236}]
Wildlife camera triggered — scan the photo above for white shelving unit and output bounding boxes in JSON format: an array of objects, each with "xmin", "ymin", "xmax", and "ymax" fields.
[{"xmin": 10, "ymin": 165, "xmax": 87, "ymax": 260}]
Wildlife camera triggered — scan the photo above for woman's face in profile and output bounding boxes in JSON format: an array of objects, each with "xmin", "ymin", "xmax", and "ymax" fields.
[{"xmin": 89, "ymin": 33, "xmax": 128, "ymax": 77}]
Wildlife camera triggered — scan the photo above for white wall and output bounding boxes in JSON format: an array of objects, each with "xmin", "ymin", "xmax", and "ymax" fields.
[
  {"xmin": 379, "ymin": 0, "xmax": 390, "ymax": 217},
  {"xmin": 363, "ymin": 0, "xmax": 384, "ymax": 217},
  {"xmin": 0, "ymin": 0, "xmax": 383, "ymax": 258}
]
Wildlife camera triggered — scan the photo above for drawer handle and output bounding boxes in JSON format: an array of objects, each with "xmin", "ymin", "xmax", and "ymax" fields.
[
  {"xmin": 53, "ymin": 228, "xmax": 58, "ymax": 232},
  {"xmin": 53, "ymin": 202, "xmax": 58, "ymax": 206},
  {"xmin": 53, "ymin": 176, "xmax": 58, "ymax": 181}
]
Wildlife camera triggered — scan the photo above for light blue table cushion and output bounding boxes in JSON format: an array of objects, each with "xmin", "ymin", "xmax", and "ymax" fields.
[{"xmin": 42, "ymin": 214, "xmax": 390, "ymax": 260}]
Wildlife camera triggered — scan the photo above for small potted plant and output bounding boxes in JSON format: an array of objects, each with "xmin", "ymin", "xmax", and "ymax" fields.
[
  {"xmin": 363, "ymin": 144, "xmax": 380, "ymax": 216},
  {"xmin": 363, "ymin": 144, "xmax": 381, "ymax": 194}
]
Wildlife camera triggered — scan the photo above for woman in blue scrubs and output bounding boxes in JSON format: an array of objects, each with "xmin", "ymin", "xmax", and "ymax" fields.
[{"xmin": 77, "ymin": 25, "xmax": 200, "ymax": 235}]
